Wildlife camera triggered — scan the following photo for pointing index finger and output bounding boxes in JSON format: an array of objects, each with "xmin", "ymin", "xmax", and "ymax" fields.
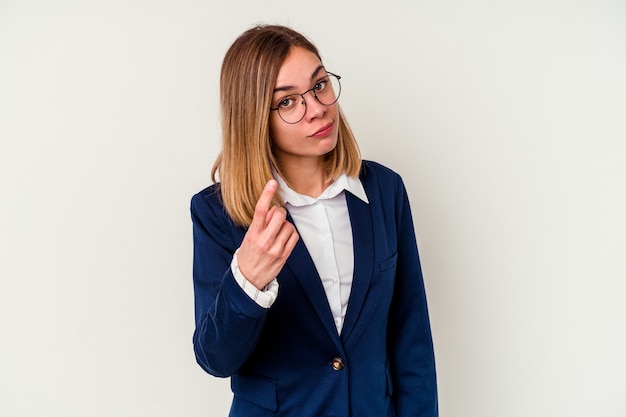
[{"xmin": 251, "ymin": 179, "xmax": 278, "ymax": 230}]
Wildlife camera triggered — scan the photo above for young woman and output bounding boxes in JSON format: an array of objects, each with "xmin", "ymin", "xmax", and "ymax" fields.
[{"xmin": 191, "ymin": 24, "xmax": 438, "ymax": 417}]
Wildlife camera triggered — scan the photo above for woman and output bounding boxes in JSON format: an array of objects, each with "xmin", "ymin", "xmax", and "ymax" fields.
[{"xmin": 191, "ymin": 24, "xmax": 438, "ymax": 417}]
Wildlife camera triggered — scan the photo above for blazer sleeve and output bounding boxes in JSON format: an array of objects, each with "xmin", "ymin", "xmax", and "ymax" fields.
[
  {"xmin": 190, "ymin": 189, "xmax": 268, "ymax": 377},
  {"xmin": 387, "ymin": 174, "xmax": 439, "ymax": 417}
]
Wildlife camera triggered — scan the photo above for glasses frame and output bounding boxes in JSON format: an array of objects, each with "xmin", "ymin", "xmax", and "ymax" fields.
[{"xmin": 269, "ymin": 72, "xmax": 342, "ymax": 124}]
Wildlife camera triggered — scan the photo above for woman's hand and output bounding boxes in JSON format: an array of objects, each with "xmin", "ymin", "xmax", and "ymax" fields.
[{"xmin": 237, "ymin": 180, "xmax": 299, "ymax": 290}]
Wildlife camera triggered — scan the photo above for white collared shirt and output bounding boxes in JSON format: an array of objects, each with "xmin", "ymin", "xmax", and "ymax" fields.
[{"xmin": 231, "ymin": 173, "xmax": 369, "ymax": 335}]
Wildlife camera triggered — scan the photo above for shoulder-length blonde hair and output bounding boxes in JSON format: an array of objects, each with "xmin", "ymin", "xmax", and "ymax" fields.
[{"xmin": 211, "ymin": 24, "xmax": 361, "ymax": 227}]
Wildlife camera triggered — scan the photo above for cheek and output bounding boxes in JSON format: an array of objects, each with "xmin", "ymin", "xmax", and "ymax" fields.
[{"xmin": 268, "ymin": 118, "xmax": 293, "ymax": 151}]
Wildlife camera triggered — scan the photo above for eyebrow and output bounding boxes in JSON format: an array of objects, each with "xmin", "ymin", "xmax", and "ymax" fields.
[{"xmin": 273, "ymin": 65, "xmax": 326, "ymax": 94}]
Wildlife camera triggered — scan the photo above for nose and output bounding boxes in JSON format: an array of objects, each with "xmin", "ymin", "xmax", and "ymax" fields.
[{"xmin": 302, "ymin": 90, "xmax": 326, "ymax": 121}]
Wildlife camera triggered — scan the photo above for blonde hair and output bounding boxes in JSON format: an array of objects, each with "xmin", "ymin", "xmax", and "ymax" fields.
[{"xmin": 212, "ymin": 25, "xmax": 361, "ymax": 227}]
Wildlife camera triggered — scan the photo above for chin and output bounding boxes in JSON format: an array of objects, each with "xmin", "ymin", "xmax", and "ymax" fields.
[{"xmin": 320, "ymin": 138, "xmax": 338, "ymax": 155}]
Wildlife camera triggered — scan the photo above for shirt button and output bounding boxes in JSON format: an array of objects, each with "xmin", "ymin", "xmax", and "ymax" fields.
[{"xmin": 331, "ymin": 357, "xmax": 344, "ymax": 371}]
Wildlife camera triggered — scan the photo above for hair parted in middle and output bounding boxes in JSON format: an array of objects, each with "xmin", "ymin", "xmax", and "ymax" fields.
[{"xmin": 211, "ymin": 24, "xmax": 361, "ymax": 227}]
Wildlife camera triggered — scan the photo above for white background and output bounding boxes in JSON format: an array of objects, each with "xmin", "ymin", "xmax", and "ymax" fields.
[{"xmin": 1, "ymin": 1, "xmax": 625, "ymax": 416}]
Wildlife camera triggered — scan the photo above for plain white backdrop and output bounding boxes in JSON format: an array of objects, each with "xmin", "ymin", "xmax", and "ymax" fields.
[{"xmin": 1, "ymin": 1, "xmax": 625, "ymax": 416}]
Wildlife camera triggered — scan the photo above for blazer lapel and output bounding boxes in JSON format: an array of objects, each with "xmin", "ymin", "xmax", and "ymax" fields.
[
  {"xmin": 284, "ymin": 216, "xmax": 343, "ymax": 348},
  {"xmin": 340, "ymin": 191, "xmax": 375, "ymax": 343}
]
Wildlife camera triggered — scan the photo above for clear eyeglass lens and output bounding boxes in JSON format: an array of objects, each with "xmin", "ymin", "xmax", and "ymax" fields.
[{"xmin": 277, "ymin": 74, "xmax": 341, "ymax": 124}]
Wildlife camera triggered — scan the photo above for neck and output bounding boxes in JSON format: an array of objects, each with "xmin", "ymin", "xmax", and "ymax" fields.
[{"xmin": 278, "ymin": 158, "xmax": 331, "ymax": 198}]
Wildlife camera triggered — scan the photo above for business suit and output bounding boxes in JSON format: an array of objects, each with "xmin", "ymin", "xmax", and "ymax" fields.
[{"xmin": 191, "ymin": 160, "xmax": 438, "ymax": 417}]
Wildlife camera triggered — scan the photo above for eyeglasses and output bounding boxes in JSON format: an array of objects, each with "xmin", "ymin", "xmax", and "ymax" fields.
[{"xmin": 270, "ymin": 72, "xmax": 342, "ymax": 124}]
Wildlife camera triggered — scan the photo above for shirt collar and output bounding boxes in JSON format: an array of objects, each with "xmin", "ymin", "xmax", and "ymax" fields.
[{"xmin": 273, "ymin": 170, "xmax": 369, "ymax": 207}]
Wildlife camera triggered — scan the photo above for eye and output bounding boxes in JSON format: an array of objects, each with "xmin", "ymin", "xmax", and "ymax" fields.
[
  {"xmin": 277, "ymin": 96, "xmax": 297, "ymax": 109},
  {"xmin": 313, "ymin": 78, "xmax": 328, "ymax": 92}
]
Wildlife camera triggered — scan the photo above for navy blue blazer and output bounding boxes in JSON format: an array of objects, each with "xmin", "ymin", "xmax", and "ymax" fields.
[{"xmin": 191, "ymin": 161, "xmax": 438, "ymax": 417}]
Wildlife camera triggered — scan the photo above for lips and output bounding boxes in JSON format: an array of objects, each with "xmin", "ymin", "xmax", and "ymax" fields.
[{"xmin": 310, "ymin": 122, "xmax": 334, "ymax": 138}]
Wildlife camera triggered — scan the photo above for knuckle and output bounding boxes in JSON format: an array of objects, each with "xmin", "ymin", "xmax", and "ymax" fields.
[
  {"xmin": 269, "ymin": 205, "xmax": 284, "ymax": 216},
  {"xmin": 279, "ymin": 250, "xmax": 291, "ymax": 262},
  {"xmin": 259, "ymin": 240, "xmax": 273, "ymax": 253},
  {"xmin": 267, "ymin": 245, "xmax": 281, "ymax": 258}
]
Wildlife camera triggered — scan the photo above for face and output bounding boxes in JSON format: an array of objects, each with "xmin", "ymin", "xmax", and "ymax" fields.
[{"xmin": 269, "ymin": 47, "xmax": 339, "ymax": 168}]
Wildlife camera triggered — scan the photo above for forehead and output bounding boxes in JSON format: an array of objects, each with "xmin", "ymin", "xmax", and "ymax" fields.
[{"xmin": 274, "ymin": 47, "xmax": 324, "ymax": 89}]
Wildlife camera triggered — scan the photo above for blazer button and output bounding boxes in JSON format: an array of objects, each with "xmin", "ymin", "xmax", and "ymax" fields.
[{"xmin": 331, "ymin": 357, "xmax": 344, "ymax": 371}]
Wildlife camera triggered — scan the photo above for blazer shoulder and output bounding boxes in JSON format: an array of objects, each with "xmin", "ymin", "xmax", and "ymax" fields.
[
  {"xmin": 190, "ymin": 182, "xmax": 241, "ymax": 237},
  {"xmin": 191, "ymin": 183, "xmax": 224, "ymax": 218},
  {"xmin": 192, "ymin": 182, "xmax": 221, "ymax": 203},
  {"xmin": 359, "ymin": 160, "xmax": 405, "ymax": 190}
]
